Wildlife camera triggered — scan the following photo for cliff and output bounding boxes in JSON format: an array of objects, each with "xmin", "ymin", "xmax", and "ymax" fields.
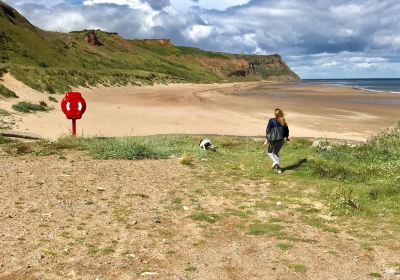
[{"xmin": 0, "ymin": 1, "xmax": 299, "ymax": 93}]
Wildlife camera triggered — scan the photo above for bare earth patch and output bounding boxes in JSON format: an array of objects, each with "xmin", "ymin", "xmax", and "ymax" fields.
[{"xmin": 0, "ymin": 151, "xmax": 399, "ymax": 279}]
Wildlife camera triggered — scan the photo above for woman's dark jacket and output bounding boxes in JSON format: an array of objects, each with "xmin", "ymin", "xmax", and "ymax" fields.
[{"xmin": 266, "ymin": 118, "xmax": 289, "ymax": 139}]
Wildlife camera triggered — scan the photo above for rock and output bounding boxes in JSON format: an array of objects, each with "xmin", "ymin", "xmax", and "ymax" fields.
[
  {"xmin": 276, "ymin": 201, "xmax": 282, "ymax": 206},
  {"xmin": 385, "ymin": 268, "xmax": 397, "ymax": 275},
  {"xmin": 182, "ymin": 206, "xmax": 189, "ymax": 211},
  {"xmin": 84, "ymin": 30, "xmax": 103, "ymax": 46},
  {"xmin": 141, "ymin": 272, "xmax": 158, "ymax": 276}
]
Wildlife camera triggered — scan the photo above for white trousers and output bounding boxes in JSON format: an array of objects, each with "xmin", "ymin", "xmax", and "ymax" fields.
[{"xmin": 267, "ymin": 153, "xmax": 280, "ymax": 167}]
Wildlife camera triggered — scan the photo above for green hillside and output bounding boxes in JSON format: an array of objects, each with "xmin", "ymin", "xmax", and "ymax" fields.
[{"xmin": 0, "ymin": 1, "xmax": 299, "ymax": 93}]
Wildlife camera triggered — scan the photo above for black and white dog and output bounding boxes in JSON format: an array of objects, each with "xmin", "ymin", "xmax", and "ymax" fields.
[{"xmin": 199, "ymin": 138, "xmax": 216, "ymax": 151}]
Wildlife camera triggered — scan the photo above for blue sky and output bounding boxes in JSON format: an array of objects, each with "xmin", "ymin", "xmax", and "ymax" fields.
[{"xmin": 5, "ymin": 0, "xmax": 400, "ymax": 78}]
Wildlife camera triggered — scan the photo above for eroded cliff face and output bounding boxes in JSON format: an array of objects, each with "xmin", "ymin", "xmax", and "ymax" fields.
[{"xmin": 195, "ymin": 55, "xmax": 299, "ymax": 81}]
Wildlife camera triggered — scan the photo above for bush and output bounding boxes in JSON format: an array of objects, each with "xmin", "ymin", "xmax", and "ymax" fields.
[
  {"xmin": 0, "ymin": 84, "xmax": 18, "ymax": 98},
  {"xmin": 12, "ymin": 101, "xmax": 48, "ymax": 113}
]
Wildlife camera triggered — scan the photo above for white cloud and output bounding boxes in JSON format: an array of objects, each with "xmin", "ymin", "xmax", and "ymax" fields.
[
  {"xmin": 83, "ymin": 0, "xmax": 151, "ymax": 11},
  {"xmin": 169, "ymin": 0, "xmax": 249, "ymax": 12},
  {"xmin": 4, "ymin": 0, "xmax": 400, "ymax": 78},
  {"xmin": 330, "ymin": 4, "xmax": 363, "ymax": 18},
  {"xmin": 184, "ymin": 24, "xmax": 213, "ymax": 42}
]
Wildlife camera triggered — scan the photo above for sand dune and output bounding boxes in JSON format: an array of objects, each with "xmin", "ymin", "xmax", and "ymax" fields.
[{"xmin": 1, "ymin": 74, "xmax": 400, "ymax": 141}]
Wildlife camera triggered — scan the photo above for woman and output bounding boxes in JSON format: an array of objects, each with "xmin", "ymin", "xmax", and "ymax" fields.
[{"xmin": 266, "ymin": 108, "xmax": 290, "ymax": 173}]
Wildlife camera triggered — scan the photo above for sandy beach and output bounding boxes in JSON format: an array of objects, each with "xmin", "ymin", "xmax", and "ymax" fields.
[{"xmin": 1, "ymin": 74, "xmax": 400, "ymax": 141}]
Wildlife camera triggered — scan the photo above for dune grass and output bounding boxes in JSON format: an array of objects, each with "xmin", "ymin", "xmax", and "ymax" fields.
[
  {"xmin": 12, "ymin": 101, "xmax": 48, "ymax": 113},
  {"xmin": 0, "ymin": 108, "xmax": 10, "ymax": 116},
  {"xmin": 0, "ymin": 84, "xmax": 18, "ymax": 98}
]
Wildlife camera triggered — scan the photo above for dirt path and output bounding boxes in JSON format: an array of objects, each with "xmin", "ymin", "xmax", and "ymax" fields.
[{"xmin": 0, "ymin": 152, "xmax": 398, "ymax": 279}]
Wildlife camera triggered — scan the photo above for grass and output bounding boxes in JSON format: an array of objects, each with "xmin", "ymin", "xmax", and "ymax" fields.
[
  {"xmin": 0, "ymin": 136, "xmax": 13, "ymax": 144},
  {"xmin": 287, "ymin": 263, "xmax": 307, "ymax": 273},
  {"xmin": 12, "ymin": 101, "xmax": 48, "ymax": 113},
  {"xmin": 1, "ymin": 122, "xmax": 399, "ymax": 239},
  {"xmin": 180, "ymin": 153, "xmax": 194, "ymax": 165},
  {"xmin": 276, "ymin": 242, "xmax": 293, "ymax": 250},
  {"xmin": 0, "ymin": 108, "xmax": 11, "ymax": 116},
  {"xmin": 189, "ymin": 212, "xmax": 221, "ymax": 223},
  {"xmin": 248, "ymin": 220, "xmax": 284, "ymax": 237},
  {"xmin": 368, "ymin": 272, "xmax": 382, "ymax": 278},
  {"xmin": 0, "ymin": 84, "xmax": 18, "ymax": 98},
  {"xmin": 48, "ymin": 96, "xmax": 57, "ymax": 103}
]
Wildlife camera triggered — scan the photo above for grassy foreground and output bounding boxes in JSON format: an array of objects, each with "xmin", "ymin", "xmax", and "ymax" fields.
[{"xmin": 1, "ymin": 123, "xmax": 399, "ymax": 240}]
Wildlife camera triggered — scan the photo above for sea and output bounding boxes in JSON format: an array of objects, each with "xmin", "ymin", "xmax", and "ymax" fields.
[{"xmin": 301, "ymin": 78, "xmax": 400, "ymax": 94}]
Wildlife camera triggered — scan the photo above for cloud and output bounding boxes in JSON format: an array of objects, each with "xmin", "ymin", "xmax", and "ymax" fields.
[
  {"xmin": 184, "ymin": 24, "xmax": 213, "ymax": 42},
  {"xmin": 4, "ymin": 0, "xmax": 400, "ymax": 78}
]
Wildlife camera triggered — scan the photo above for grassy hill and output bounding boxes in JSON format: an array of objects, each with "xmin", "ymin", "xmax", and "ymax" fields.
[{"xmin": 0, "ymin": 1, "xmax": 299, "ymax": 93}]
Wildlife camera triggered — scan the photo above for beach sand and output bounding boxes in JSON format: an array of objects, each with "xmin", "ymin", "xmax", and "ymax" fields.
[{"xmin": 1, "ymin": 74, "xmax": 400, "ymax": 141}]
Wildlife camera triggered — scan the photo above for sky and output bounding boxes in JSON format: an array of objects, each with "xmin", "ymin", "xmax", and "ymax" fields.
[{"xmin": 4, "ymin": 0, "xmax": 400, "ymax": 78}]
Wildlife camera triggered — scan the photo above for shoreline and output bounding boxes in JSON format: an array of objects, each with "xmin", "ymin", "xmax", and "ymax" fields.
[
  {"xmin": 299, "ymin": 79, "xmax": 400, "ymax": 94},
  {"xmin": 1, "ymin": 74, "xmax": 400, "ymax": 141}
]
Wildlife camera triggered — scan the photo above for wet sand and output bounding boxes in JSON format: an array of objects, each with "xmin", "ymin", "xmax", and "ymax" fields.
[{"xmin": 1, "ymin": 74, "xmax": 400, "ymax": 141}]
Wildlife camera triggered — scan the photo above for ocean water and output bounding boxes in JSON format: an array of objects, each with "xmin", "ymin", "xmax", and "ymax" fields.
[{"xmin": 302, "ymin": 78, "xmax": 400, "ymax": 93}]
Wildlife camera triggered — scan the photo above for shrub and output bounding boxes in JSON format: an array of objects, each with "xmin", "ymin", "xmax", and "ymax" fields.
[
  {"xmin": 12, "ymin": 101, "xmax": 48, "ymax": 113},
  {"xmin": 0, "ymin": 84, "xmax": 18, "ymax": 98}
]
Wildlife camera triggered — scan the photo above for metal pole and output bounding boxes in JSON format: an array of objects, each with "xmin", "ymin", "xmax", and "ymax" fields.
[{"xmin": 72, "ymin": 119, "xmax": 76, "ymax": 136}]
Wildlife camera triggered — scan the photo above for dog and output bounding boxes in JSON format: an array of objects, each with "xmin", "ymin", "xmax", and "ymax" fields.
[{"xmin": 199, "ymin": 138, "xmax": 216, "ymax": 151}]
